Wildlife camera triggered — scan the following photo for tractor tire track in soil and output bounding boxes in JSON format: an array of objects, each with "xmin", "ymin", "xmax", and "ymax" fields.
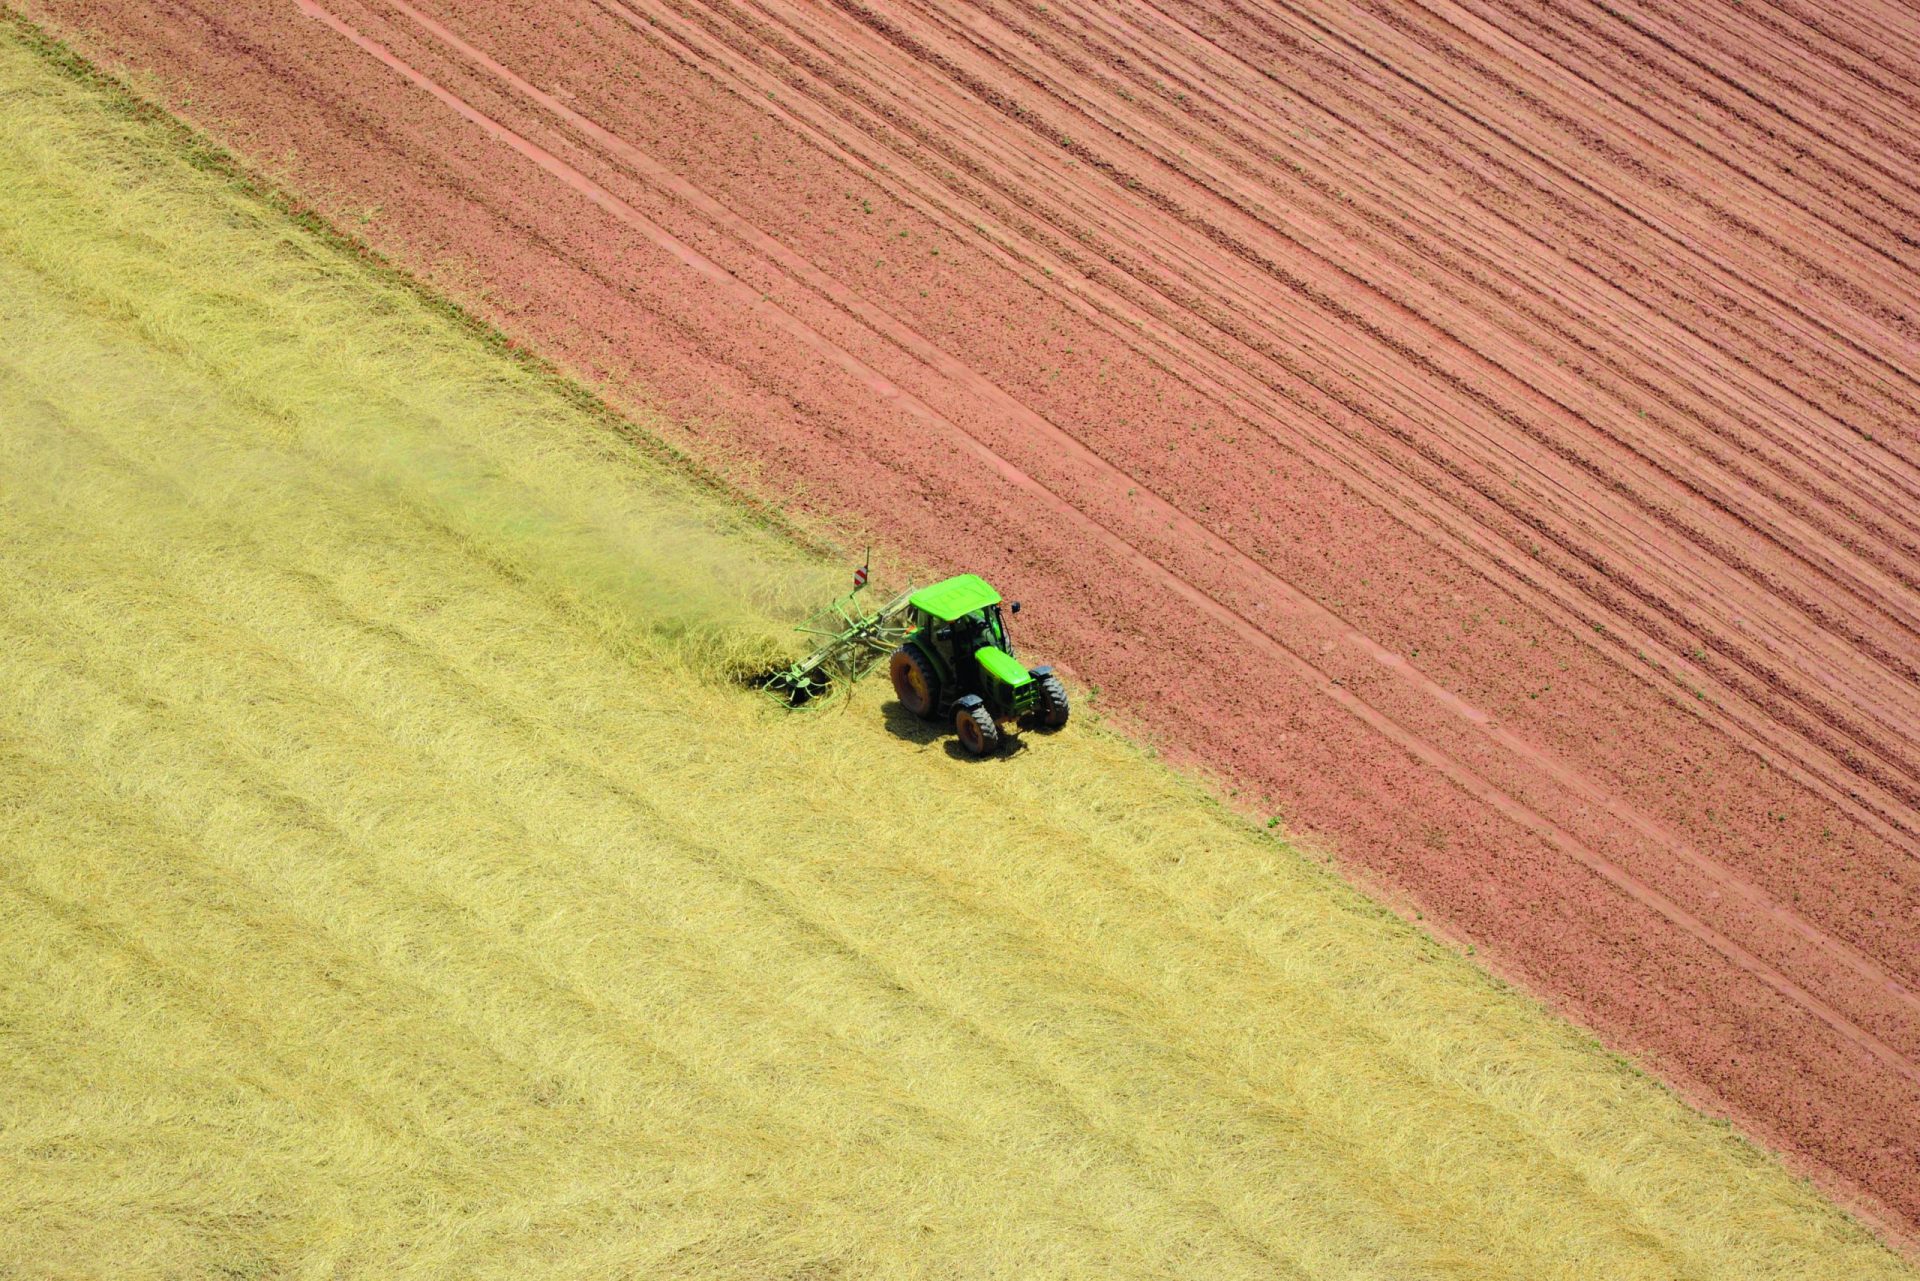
[{"xmin": 24, "ymin": 0, "xmax": 1920, "ymax": 1238}]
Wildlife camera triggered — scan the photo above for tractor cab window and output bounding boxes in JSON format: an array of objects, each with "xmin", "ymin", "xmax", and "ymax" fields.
[
  {"xmin": 983, "ymin": 605, "xmax": 1009, "ymax": 652},
  {"xmin": 927, "ymin": 601, "xmax": 1009, "ymax": 660}
]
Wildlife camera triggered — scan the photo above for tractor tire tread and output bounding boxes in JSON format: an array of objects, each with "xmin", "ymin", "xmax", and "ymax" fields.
[
  {"xmin": 1034, "ymin": 673, "xmax": 1070, "ymax": 728},
  {"xmin": 955, "ymin": 703, "xmax": 1002, "ymax": 756},
  {"xmin": 890, "ymin": 644, "xmax": 941, "ymax": 720}
]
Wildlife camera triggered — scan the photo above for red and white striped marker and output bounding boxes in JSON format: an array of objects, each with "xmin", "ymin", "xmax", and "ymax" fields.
[{"xmin": 853, "ymin": 565, "xmax": 869, "ymax": 589}]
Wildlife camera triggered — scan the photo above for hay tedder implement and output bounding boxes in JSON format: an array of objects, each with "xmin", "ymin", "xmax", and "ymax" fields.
[
  {"xmin": 764, "ymin": 555, "xmax": 1069, "ymax": 755},
  {"xmin": 761, "ymin": 558, "xmax": 918, "ymax": 708}
]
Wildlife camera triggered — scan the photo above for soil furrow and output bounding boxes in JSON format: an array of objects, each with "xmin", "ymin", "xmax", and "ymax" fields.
[
  {"xmin": 1140, "ymin": 0, "xmax": 1920, "ymax": 503},
  {"xmin": 1592, "ymin": 0, "xmax": 1920, "ymax": 182},
  {"xmin": 1026, "ymin": 0, "xmax": 1920, "ymax": 557},
  {"xmin": 1472, "ymin": 0, "xmax": 1920, "ymax": 261},
  {"xmin": 1150, "ymin": 0, "xmax": 1920, "ymax": 438},
  {"xmin": 1262, "ymin": 0, "xmax": 1920, "ymax": 389},
  {"xmin": 1378, "ymin": 0, "xmax": 1920, "ymax": 339},
  {"xmin": 1763, "ymin": 0, "xmax": 1920, "ymax": 91}
]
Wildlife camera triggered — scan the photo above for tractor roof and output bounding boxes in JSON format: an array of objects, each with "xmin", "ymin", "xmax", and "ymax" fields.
[{"xmin": 909, "ymin": 573, "xmax": 1001, "ymax": 622}]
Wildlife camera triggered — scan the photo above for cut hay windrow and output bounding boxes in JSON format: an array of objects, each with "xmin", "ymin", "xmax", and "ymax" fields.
[{"xmin": 0, "ymin": 29, "xmax": 1909, "ymax": 1281}]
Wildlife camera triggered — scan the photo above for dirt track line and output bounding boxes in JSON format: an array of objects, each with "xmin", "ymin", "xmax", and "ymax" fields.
[
  {"xmin": 1469, "ymin": 0, "xmax": 1920, "ymax": 286},
  {"xmin": 1052, "ymin": 0, "xmax": 1920, "ymax": 591},
  {"xmin": 1397, "ymin": 0, "xmax": 1920, "ymax": 326},
  {"xmin": 840, "ymin": 0, "xmax": 1920, "ymax": 641},
  {"xmin": 1745, "ymin": 0, "xmax": 1920, "ymax": 119},
  {"xmin": 588, "ymin": 0, "xmax": 1920, "ymax": 865},
  {"xmin": 1033, "ymin": 0, "xmax": 1920, "ymax": 551},
  {"xmin": 1172, "ymin": 0, "xmax": 1920, "ymax": 461},
  {"xmin": 1761, "ymin": 0, "xmax": 1920, "ymax": 98},
  {"xmin": 1521, "ymin": 0, "xmax": 1920, "ymax": 221},
  {"xmin": 1418, "ymin": 0, "xmax": 1920, "ymax": 289},
  {"xmin": 1451, "ymin": 0, "xmax": 1920, "ymax": 410},
  {"xmin": 1098, "ymin": 0, "xmax": 1920, "ymax": 460},
  {"xmin": 1282, "ymin": 0, "xmax": 1920, "ymax": 374},
  {"xmin": 295, "ymin": 0, "xmax": 1920, "ymax": 1082},
  {"xmin": 1038, "ymin": 0, "xmax": 1920, "ymax": 625},
  {"xmin": 911, "ymin": 0, "xmax": 1920, "ymax": 628},
  {"xmin": 750, "ymin": 0, "xmax": 1920, "ymax": 835},
  {"xmin": 1175, "ymin": 0, "xmax": 1920, "ymax": 410},
  {"xmin": 818, "ymin": 0, "xmax": 1920, "ymax": 559}
]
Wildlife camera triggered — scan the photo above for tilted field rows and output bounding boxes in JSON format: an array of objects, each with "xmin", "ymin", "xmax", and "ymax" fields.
[
  {"xmin": 26, "ymin": 0, "xmax": 1920, "ymax": 1236},
  {"xmin": 14, "ymin": 39, "xmax": 1917, "ymax": 1276}
]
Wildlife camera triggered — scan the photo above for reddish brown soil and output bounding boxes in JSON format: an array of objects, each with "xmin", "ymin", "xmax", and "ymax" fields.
[{"xmin": 26, "ymin": 0, "xmax": 1920, "ymax": 1238}]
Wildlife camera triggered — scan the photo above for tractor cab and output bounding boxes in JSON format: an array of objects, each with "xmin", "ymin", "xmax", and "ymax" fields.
[
  {"xmin": 889, "ymin": 573, "xmax": 1069, "ymax": 755},
  {"xmin": 910, "ymin": 576, "xmax": 1010, "ymax": 664}
]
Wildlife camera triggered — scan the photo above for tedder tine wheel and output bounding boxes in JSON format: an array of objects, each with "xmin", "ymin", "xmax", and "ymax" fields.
[
  {"xmin": 955, "ymin": 703, "xmax": 1001, "ymax": 756},
  {"xmin": 890, "ymin": 644, "xmax": 941, "ymax": 720}
]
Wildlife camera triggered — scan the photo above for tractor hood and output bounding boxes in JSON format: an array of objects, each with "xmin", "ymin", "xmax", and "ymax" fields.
[{"xmin": 973, "ymin": 645, "xmax": 1031, "ymax": 688}]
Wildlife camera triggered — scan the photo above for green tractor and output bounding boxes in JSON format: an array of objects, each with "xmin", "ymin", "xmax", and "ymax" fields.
[
  {"xmin": 760, "ymin": 561, "xmax": 1067, "ymax": 756},
  {"xmin": 887, "ymin": 573, "xmax": 1069, "ymax": 755}
]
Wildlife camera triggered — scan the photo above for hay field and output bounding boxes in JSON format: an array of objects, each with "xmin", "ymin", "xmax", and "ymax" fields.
[{"xmin": 0, "ymin": 28, "xmax": 1909, "ymax": 1281}]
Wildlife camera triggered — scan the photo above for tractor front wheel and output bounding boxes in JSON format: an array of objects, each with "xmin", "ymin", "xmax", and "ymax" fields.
[
  {"xmin": 1033, "ymin": 673, "xmax": 1070, "ymax": 728},
  {"xmin": 889, "ymin": 644, "xmax": 941, "ymax": 720},
  {"xmin": 954, "ymin": 703, "xmax": 1002, "ymax": 756}
]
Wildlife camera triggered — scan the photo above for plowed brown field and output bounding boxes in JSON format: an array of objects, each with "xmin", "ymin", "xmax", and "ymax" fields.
[{"xmin": 25, "ymin": 0, "xmax": 1920, "ymax": 1237}]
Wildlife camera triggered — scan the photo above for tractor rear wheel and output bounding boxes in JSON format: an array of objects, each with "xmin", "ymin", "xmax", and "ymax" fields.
[
  {"xmin": 1033, "ymin": 673, "xmax": 1070, "ymax": 728},
  {"xmin": 955, "ymin": 703, "xmax": 1002, "ymax": 756},
  {"xmin": 889, "ymin": 644, "xmax": 941, "ymax": 720}
]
